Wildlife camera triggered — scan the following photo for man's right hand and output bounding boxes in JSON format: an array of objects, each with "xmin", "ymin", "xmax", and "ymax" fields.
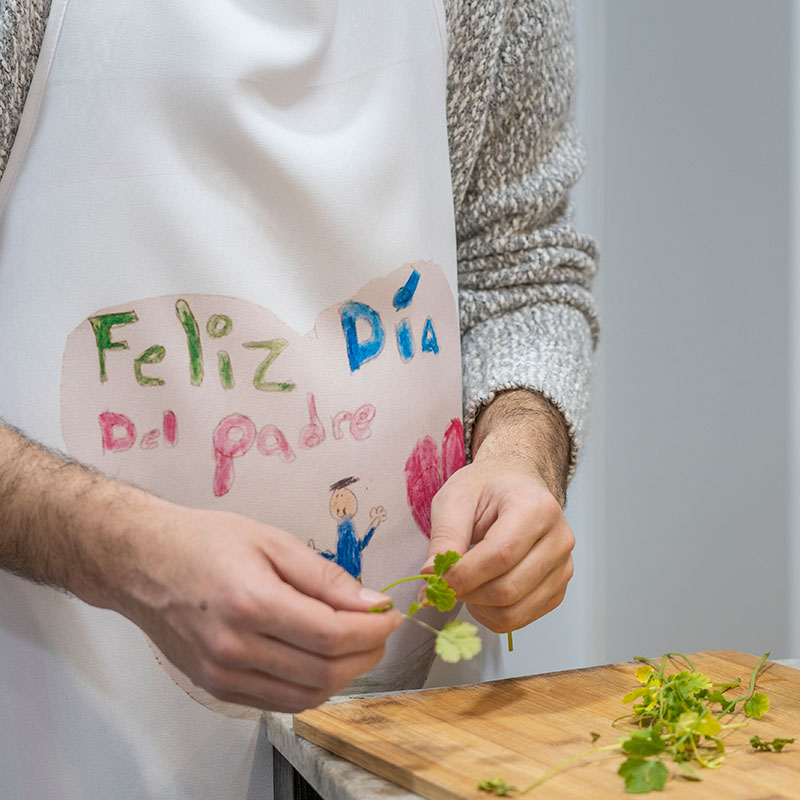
[
  {"xmin": 0, "ymin": 424, "xmax": 402, "ymax": 713},
  {"xmin": 118, "ymin": 503, "xmax": 403, "ymax": 713}
]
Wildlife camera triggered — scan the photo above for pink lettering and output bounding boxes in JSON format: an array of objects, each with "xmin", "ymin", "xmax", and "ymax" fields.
[
  {"xmin": 256, "ymin": 424, "xmax": 296, "ymax": 463},
  {"xmin": 404, "ymin": 436, "xmax": 440, "ymax": 538},
  {"xmin": 163, "ymin": 410, "xmax": 178, "ymax": 447},
  {"xmin": 441, "ymin": 419, "xmax": 465, "ymax": 481},
  {"xmin": 299, "ymin": 392, "xmax": 325, "ymax": 449},
  {"xmin": 349, "ymin": 404, "xmax": 376, "ymax": 441},
  {"xmin": 99, "ymin": 411, "xmax": 136, "ymax": 453},
  {"xmin": 213, "ymin": 413, "xmax": 256, "ymax": 497},
  {"xmin": 140, "ymin": 429, "xmax": 160, "ymax": 450},
  {"xmin": 331, "ymin": 411, "xmax": 351, "ymax": 440}
]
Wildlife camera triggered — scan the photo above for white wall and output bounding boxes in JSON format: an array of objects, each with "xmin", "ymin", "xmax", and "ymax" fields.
[
  {"xmin": 790, "ymin": 0, "xmax": 800, "ymax": 660},
  {"xmin": 599, "ymin": 0, "xmax": 792, "ymax": 662},
  {"xmin": 436, "ymin": 0, "xmax": 800, "ymax": 691}
]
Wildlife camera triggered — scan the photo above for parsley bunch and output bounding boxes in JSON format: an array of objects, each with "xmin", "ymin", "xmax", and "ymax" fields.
[
  {"xmin": 480, "ymin": 652, "xmax": 793, "ymax": 795},
  {"xmin": 371, "ymin": 551, "xmax": 481, "ymax": 664},
  {"xmin": 612, "ymin": 652, "xmax": 770, "ymax": 790}
]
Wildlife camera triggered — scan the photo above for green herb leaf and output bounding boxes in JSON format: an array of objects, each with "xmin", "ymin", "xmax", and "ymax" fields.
[
  {"xmin": 406, "ymin": 601, "xmax": 420, "ymax": 616},
  {"xmin": 681, "ymin": 672, "xmax": 712, "ymax": 694},
  {"xmin": 771, "ymin": 738, "xmax": 795, "ymax": 752},
  {"xmin": 750, "ymin": 735, "xmax": 795, "ymax": 752},
  {"xmin": 635, "ymin": 665, "xmax": 654, "ymax": 684},
  {"xmin": 433, "ymin": 550, "xmax": 461, "ymax": 576},
  {"xmin": 622, "ymin": 686, "xmax": 650, "ymax": 704},
  {"xmin": 677, "ymin": 762, "xmax": 701, "ymax": 782},
  {"xmin": 478, "ymin": 777, "xmax": 517, "ymax": 796},
  {"xmin": 590, "ymin": 731, "xmax": 601, "ymax": 744},
  {"xmin": 744, "ymin": 692, "xmax": 770, "ymax": 719},
  {"xmin": 622, "ymin": 729, "xmax": 667, "ymax": 757},
  {"xmin": 618, "ymin": 757, "xmax": 668, "ymax": 794},
  {"xmin": 425, "ymin": 575, "xmax": 458, "ymax": 612},
  {"xmin": 435, "ymin": 620, "xmax": 481, "ymax": 663}
]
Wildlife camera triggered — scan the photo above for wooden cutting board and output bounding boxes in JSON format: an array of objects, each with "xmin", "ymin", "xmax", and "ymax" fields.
[{"xmin": 294, "ymin": 651, "xmax": 800, "ymax": 799}]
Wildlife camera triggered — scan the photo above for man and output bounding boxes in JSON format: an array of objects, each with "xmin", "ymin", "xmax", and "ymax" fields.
[
  {"xmin": 0, "ymin": 0, "xmax": 597, "ymax": 797},
  {"xmin": 319, "ymin": 476, "xmax": 385, "ymax": 580}
]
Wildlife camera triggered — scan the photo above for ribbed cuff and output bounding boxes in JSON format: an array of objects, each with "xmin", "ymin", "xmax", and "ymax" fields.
[{"xmin": 461, "ymin": 303, "xmax": 595, "ymax": 479}]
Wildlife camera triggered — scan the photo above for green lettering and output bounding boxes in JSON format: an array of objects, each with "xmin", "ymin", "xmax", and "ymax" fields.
[
  {"xmin": 207, "ymin": 314, "xmax": 233, "ymax": 338},
  {"xmin": 243, "ymin": 339, "xmax": 294, "ymax": 392},
  {"xmin": 134, "ymin": 345, "xmax": 166, "ymax": 387},
  {"xmin": 89, "ymin": 311, "xmax": 138, "ymax": 383},
  {"xmin": 175, "ymin": 299, "xmax": 204, "ymax": 386},
  {"xmin": 218, "ymin": 351, "xmax": 234, "ymax": 389}
]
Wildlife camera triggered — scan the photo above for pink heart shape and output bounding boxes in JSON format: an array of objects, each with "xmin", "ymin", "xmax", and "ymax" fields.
[{"xmin": 404, "ymin": 418, "xmax": 465, "ymax": 537}]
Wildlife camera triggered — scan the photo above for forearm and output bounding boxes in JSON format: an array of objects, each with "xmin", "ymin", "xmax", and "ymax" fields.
[
  {"xmin": 453, "ymin": 1, "xmax": 597, "ymax": 480},
  {"xmin": 471, "ymin": 389, "xmax": 570, "ymax": 507},
  {"xmin": 0, "ymin": 422, "xmax": 154, "ymax": 611}
]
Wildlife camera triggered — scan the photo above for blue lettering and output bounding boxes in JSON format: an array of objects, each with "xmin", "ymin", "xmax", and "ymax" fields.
[
  {"xmin": 341, "ymin": 301, "xmax": 385, "ymax": 371},
  {"xmin": 395, "ymin": 319, "xmax": 414, "ymax": 361},
  {"xmin": 421, "ymin": 318, "xmax": 439, "ymax": 354},
  {"xmin": 392, "ymin": 270, "xmax": 421, "ymax": 310}
]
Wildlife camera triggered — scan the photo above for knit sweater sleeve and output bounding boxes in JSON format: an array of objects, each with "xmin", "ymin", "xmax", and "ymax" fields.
[
  {"xmin": 447, "ymin": 0, "xmax": 599, "ymax": 477},
  {"xmin": 0, "ymin": 0, "xmax": 52, "ymax": 179}
]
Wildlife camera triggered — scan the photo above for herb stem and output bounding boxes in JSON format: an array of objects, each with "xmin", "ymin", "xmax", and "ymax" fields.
[
  {"xmin": 517, "ymin": 744, "xmax": 621, "ymax": 794},
  {"xmin": 721, "ymin": 653, "xmax": 770, "ymax": 713},
  {"xmin": 711, "ymin": 678, "xmax": 741, "ymax": 691},
  {"xmin": 380, "ymin": 575, "xmax": 428, "ymax": 593},
  {"xmin": 690, "ymin": 735, "xmax": 722, "ymax": 769},
  {"xmin": 664, "ymin": 652, "xmax": 697, "ymax": 672},
  {"xmin": 403, "ymin": 613, "xmax": 440, "ymax": 637},
  {"xmin": 744, "ymin": 653, "xmax": 770, "ymax": 701}
]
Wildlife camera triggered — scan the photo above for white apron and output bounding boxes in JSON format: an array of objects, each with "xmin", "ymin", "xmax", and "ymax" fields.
[{"xmin": 0, "ymin": 0, "xmax": 462, "ymax": 797}]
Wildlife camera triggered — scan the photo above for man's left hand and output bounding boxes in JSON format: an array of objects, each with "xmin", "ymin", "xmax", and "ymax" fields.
[{"xmin": 421, "ymin": 389, "xmax": 575, "ymax": 634}]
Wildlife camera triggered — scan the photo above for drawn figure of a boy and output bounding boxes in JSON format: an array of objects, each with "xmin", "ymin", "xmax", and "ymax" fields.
[{"xmin": 317, "ymin": 476, "xmax": 386, "ymax": 580}]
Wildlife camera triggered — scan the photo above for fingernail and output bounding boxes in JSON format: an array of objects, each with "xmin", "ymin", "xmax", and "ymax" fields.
[
  {"xmin": 360, "ymin": 588, "xmax": 391, "ymax": 607},
  {"xmin": 421, "ymin": 556, "xmax": 435, "ymax": 571}
]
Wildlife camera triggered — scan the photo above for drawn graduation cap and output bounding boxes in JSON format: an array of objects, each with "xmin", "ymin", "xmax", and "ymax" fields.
[{"xmin": 329, "ymin": 476, "xmax": 359, "ymax": 492}]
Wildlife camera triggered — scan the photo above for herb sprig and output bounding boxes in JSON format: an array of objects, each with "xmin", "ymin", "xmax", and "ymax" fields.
[
  {"xmin": 370, "ymin": 550, "xmax": 481, "ymax": 664},
  {"xmin": 480, "ymin": 652, "xmax": 793, "ymax": 795}
]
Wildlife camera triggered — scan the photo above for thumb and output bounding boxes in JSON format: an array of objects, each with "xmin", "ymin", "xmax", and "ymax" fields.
[
  {"xmin": 421, "ymin": 481, "xmax": 477, "ymax": 572},
  {"xmin": 270, "ymin": 531, "xmax": 393, "ymax": 612}
]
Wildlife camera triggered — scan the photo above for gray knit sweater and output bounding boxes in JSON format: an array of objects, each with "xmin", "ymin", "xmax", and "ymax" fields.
[{"xmin": 0, "ymin": 0, "xmax": 598, "ymax": 476}]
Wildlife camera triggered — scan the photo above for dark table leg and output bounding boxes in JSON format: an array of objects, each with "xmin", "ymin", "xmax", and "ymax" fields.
[{"xmin": 272, "ymin": 746, "xmax": 324, "ymax": 800}]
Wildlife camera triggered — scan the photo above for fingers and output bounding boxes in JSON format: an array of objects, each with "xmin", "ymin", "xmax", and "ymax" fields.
[
  {"xmin": 267, "ymin": 531, "xmax": 393, "ymax": 613},
  {"xmin": 176, "ymin": 560, "xmax": 401, "ymax": 710},
  {"xmin": 451, "ymin": 497, "xmax": 570, "ymax": 597},
  {"xmin": 423, "ymin": 478, "xmax": 480, "ymax": 568},
  {"xmin": 459, "ymin": 516, "xmax": 574, "ymax": 632},
  {"xmin": 204, "ymin": 556, "xmax": 403, "ymax": 658},
  {"xmin": 240, "ymin": 633, "xmax": 387, "ymax": 690},
  {"xmin": 194, "ymin": 634, "xmax": 388, "ymax": 712},
  {"xmin": 466, "ymin": 554, "xmax": 575, "ymax": 633},
  {"xmin": 200, "ymin": 666, "xmax": 369, "ymax": 713},
  {"xmin": 256, "ymin": 579, "xmax": 404, "ymax": 656}
]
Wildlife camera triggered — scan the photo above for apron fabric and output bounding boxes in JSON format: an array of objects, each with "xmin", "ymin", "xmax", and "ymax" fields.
[{"xmin": 0, "ymin": 0, "xmax": 461, "ymax": 792}]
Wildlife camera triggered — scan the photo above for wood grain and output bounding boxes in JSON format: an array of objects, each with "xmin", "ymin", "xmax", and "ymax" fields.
[{"xmin": 294, "ymin": 651, "xmax": 800, "ymax": 799}]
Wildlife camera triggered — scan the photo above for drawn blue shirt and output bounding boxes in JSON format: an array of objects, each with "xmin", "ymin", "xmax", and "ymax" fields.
[{"xmin": 320, "ymin": 516, "xmax": 375, "ymax": 579}]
